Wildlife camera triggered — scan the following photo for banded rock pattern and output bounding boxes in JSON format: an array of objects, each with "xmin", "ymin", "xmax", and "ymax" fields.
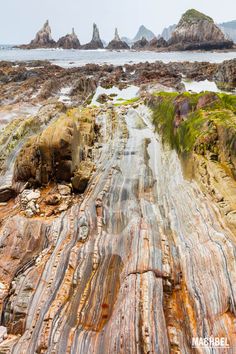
[{"xmin": 0, "ymin": 105, "xmax": 235, "ymax": 353}]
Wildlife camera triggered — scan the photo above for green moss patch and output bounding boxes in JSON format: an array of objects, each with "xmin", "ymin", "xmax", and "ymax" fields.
[
  {"xmin": 114, "ymin": 97, "xmax": 140, "ymax": 106},
  {"xmin": 180, "ymin": 9, "xmax": 214, "ymax": 25},
  {"xmin": 151, "ymin": 92, "xmax": 236, "ymax": 154}
]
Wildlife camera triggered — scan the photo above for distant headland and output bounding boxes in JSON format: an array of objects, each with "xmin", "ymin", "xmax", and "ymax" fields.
[{"xmin": 16, "ymin": 9, "xmax": 235, "ymax": 51}]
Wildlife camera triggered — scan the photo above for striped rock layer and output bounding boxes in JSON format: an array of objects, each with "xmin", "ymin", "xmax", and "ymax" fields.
[{"xmin": 0, "ymin": 106, "xmax": 235, "ymax": 353}]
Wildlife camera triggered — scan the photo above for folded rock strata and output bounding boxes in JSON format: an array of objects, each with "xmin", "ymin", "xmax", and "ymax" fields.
[
  {"xmin": 0, "ymin": 62, "xmax": 236, "ymax": 353},
  {"xmin": 0, "ymin": 105, "xmax": 236, "ymax": 353}
]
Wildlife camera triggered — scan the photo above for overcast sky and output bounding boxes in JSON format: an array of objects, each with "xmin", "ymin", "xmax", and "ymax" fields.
[{"xmin": 1, "ymin": 0, "xmax": 236, "ymax": 44}]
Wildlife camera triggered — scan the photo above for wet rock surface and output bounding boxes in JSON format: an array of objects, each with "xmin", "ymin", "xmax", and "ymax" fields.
[
  {"xmin": 151, "ymin": 91, "xmax": 236, "ymax": 229},
  {"xmin": 214, "ymin": 58, "xmax": 236, "ymax": 90},
  {"xmin": 0, "ymin": 185, "xmax": 15, "ymax": 202},
  {"xmin": 0, "ymin": 59, "xmax": 235, "ymax": 109},
  {"xmin": 13, "ymin": 108, "xmax": 96, "ymax": 187},
  {"xmin": 0, "ymin": 326, "xmax": 7, "ymax": 343},
  {"xmin": 72, "ymin": 160, "xmax": 95, "ymax": 192},
  {"xmin": 0, "ymin": 103, "xmax": 236, "ymax": 352},
  {"xmin": 0, "ymin": 57, "xmax": 236, "ymax": 353}
]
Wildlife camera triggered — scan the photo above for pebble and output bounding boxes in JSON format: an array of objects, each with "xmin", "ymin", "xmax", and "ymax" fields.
[
  {"xmin": 58, "ymin": 184, "xmax": 71, "ymax": 196},
  {"xmin": 26, "ymin": 190, "xmax": 41, "ymax": 201}
]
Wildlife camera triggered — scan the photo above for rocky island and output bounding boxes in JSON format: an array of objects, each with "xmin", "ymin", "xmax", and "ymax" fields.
[
  {"xmin": 168, "ymin": 9, "xmax": 234, "ymax": 50},
  {"xmin": 131, "ymin": 36, "xmax": 149, "ymax": 50},
  {"xmin": 130, "ymin": 9, "xmax": 234, "ymax": 51},
  {"xmin": 16, "ymin": 9, "xmax": 236, "ymax": 52},
  {"xmin": 18, "ymin": 20, "xmax": 57, "ymax": 49},
  {"xmin": 57, "ymin": 28, "xmax": 81, "ymax": 49},
  {"xmin": 17, "ymin": 22, "xmax": 104, "ymax": 51},
  {"xmin": 82, "ymin": 23, "xmax": 104, "ymax": 49},
  {"xmin": 106, "ymin": 28, "xmax": 130, "ymax": 50}
]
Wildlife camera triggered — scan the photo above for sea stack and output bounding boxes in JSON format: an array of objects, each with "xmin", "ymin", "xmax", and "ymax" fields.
[
  {"xmin": 19, "ymin": 20, "xmax": 56, "ymax": 49},
  {"xmin": 149, "ymin": 37, "xmax": 168, "ymax": 49},
  {"xmin": 168, "ymin": 9, "xmax": 234, "ymax": 50},
  {"xmin": 57, "ymin": 28, "xmax": 81, "ymax": 49},
  {"xmin": 106, "ymin": 28, "xmax": 129, "ymax": 50},
  {"xmin": 82, "ymin": 23, "xmax": 104, "ymax": 49},
  {"xmin": 131, "ymin": 37, "xmax": 149, "ymax": 50}
]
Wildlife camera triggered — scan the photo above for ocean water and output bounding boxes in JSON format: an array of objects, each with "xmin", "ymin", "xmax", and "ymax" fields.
[
  {"xmin": 182, "ymin": 79, "xmax": 236, "ymax": 94},
  {"xmin": 0, "ymin": 47, "xmax": 235, "ymax": 67},
  {"xmin": 91, "ymin": 85, "xmax": 139, "ymax": 105}
]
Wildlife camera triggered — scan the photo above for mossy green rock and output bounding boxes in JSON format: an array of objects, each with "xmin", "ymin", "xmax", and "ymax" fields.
[
  {"xmin": 151, "ymin": 92, "xmax": 236, "ymax": 177},
  {"xmin": 179, "ymin": 9, "xmax": 214, "ymax": 25}
]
